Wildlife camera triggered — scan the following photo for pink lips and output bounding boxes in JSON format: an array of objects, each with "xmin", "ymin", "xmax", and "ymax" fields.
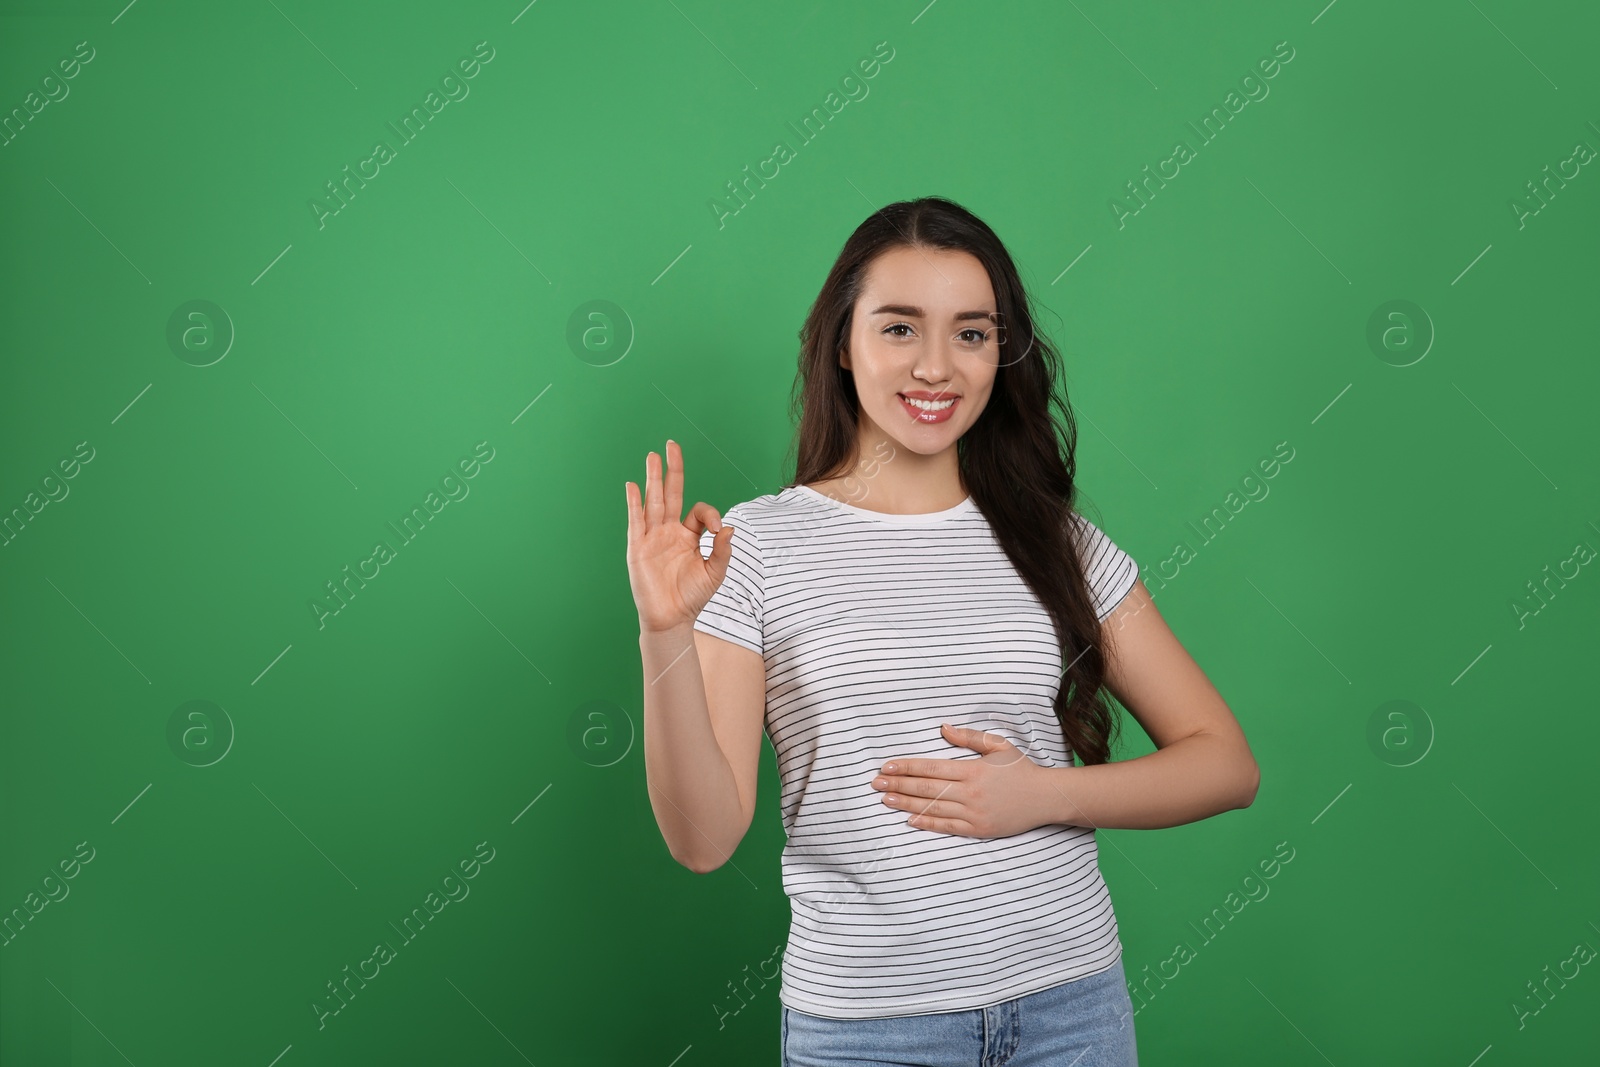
[{"xmin": 898, "ymin": 393, "xmax": 960, "ymax": 423}]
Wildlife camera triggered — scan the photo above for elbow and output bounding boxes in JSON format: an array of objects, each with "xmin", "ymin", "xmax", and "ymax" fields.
[
  {"xmin": 663, "ymin": 811, "xmax": 751, "ymax": 874},
  {"xmin": 668, "ymin": 844, "xmax": 713, "ymax": 874},
  {"xmin": 671, "ymin": 843, "xmax": 734, "ymax": 875},
  {"xmin": 1236, "ymin": 757, "xmax": 1261, "ymax": 810},
  {"xmin": 677, "ymin": 853, "xmax": 722, "ymax": 875}
]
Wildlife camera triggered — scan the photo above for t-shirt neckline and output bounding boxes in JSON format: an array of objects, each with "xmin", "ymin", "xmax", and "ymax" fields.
[{"xmin": 789, "ymin": 483, "xmax": 978, "ymax": 524}]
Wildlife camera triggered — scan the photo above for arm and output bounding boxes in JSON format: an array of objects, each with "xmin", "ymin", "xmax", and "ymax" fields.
[
  {"xmin": 641, "ymin": 623, "xmax": 766, "ymax": 873},
  {"xmin": 626, "ymin": 440, "xmax": 767, "ymax": 874},
  {"xmin": 1035, "ymin": 580, "xmax": 1259, "ymax": 830}
]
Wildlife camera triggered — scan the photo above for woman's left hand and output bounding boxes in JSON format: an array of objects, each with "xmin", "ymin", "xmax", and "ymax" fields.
[{"xmin": 870, "ymin": 723, "xmax": 1056, "ymax": 838}]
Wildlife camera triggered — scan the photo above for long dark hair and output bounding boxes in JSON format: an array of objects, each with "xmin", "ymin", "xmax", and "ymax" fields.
[{"xmin": 784, "ymin": 195, "xmax": 1127, "ymax": 766}]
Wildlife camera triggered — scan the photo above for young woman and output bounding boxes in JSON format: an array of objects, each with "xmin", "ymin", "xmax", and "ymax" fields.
[{"xmin": 625, "ymin": 196, "xmax": 1259, "ymax": 1067}]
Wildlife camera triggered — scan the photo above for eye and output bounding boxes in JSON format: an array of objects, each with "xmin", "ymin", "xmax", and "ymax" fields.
[
  {"xmin": 883, "ymin": 322, "xmax": 915, "ymax": 338},
  {"xmin": 957, "ymin": 328, "xmax": 989, "ymax": 345}
]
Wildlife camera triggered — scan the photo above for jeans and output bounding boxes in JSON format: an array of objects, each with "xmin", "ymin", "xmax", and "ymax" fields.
[{"xmin": 781, "ymin": 957, "xmax": 1138, "ymax": 1067}]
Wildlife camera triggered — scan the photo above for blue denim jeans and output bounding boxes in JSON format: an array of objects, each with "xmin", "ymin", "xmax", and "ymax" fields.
[{"xmin": 781, "ymin": 957, "xmax": 1137, "ymax": 1067}]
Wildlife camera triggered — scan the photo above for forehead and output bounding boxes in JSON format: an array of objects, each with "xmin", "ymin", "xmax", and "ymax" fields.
[{"xmin": 857, "ymin": 246, "xmax": 995, "ymax": 312}]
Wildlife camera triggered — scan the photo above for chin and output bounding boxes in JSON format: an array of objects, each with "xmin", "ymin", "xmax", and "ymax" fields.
[
  {"xmin": 862, "ymin": 405, "xmax": 969, "ymax": 454},
  {"xmin": 896, "ymin": 436, "xmax": 954, "ymax": 455},
  {"xmin": 878, "ymin": 424, "xmax": 962, "ymax": 456}
]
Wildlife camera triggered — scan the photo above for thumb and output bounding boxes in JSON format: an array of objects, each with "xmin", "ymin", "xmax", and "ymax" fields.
[
  {"xmin": 703, "ymin": 523, "xmax": 736, "ymax": 586},
  {"xmin": 940, "ymin": 722, "xmax": 980, "ymax": 749},
  {"xmin": 941, "ymin": 722, "xmax": 1008, "ymax": 754}
]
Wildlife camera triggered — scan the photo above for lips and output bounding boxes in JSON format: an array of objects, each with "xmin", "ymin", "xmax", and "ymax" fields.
[{"xmin": 897, "ymin": 392, "xmax": 960, "ymax": 424}]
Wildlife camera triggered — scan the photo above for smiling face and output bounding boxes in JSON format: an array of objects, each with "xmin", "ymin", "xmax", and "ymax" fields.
[{"xmin": 840, "ymin": 244, "xmax": 1001, "ymax": 460}]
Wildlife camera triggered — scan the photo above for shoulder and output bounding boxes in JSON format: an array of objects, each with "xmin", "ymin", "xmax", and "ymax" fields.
[
  {"xmin": 1066, "ymin": 509, "xmax": 1123, "ymax": 544},
  {"xmin": 1067, "ymin": 510, "xmax": 1135, "ymax": 564},
  {"xmin": 718, "ymin": 486, "xmax": 829, "ymax": 532},
  {"xmin": 700, "ymin": 487, "xmax": 815, "ymax": 553},
  {"xmin": 1067, "ymin": 509, "xmax": 1139, "ymax": 620},
  {"xmin": 1066, "ymin": 509, "xmax": 1108, "ymax": 540},
  {"xmin": 707, "ymin": 487, "xmax": 850, "ymax": 574}
]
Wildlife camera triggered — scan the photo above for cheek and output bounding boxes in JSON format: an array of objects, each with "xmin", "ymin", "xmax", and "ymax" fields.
[
  {"xmin": 850, "ymin": 352, "xmax": 901, "ymax": 396},
  {"xmin": 959, "ymin": 388, "xmax": 994, "ymax": 424}
]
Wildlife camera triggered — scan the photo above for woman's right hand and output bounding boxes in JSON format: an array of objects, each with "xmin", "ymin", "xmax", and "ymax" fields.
[{"xmin": 625, "ymin": 439, "xmax": 735, "ymax": 635}]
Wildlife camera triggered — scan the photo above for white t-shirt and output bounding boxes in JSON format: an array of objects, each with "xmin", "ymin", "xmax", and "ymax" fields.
[{"xmin": 694, "ymin": 483, "xmax": 1140, "ymax": 1019}]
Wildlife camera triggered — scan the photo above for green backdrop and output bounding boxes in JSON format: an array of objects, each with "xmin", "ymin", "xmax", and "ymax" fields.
[{"xmin": 3, "ymin": 1, "xmax": 1596, "ymax": 1064}]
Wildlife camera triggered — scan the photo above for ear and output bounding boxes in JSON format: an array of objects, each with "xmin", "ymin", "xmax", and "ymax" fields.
[{"xmin": 838, "ymin": 345, "xmax": 851, "ymax": 371}]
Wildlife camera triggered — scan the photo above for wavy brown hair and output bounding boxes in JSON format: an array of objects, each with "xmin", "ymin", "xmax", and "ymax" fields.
[{"xmin": 782, "ymin": 195, "xmax": 1129, "ymax": 766}]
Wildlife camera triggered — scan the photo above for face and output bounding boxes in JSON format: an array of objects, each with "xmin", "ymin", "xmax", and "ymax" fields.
[{"xmin": 840, "ymin": 245, "xmax": 1001, "ymax": 457}]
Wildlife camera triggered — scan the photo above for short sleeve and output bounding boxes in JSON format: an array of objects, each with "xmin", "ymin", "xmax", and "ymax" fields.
[
  {"xmin": 1070, "ymin": 513, "xmax": 1140, "ymax": 623},
  {"xmin": 693, "ymin": 505, "xmax": 765, "ymax": 655}
]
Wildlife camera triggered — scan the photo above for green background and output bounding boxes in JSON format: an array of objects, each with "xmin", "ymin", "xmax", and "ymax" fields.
[{"xmin": 3, "ymin": 0, "xmax": 1597, "ymax": 1063}]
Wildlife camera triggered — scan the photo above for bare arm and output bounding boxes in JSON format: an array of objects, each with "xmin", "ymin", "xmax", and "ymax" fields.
[
  {"xmin": 626, "ymin": 440, "xmax": 766, "ymax": 874},
  {"xmin": 1036, "ymin": 580, "xmax": 1260, "ymax": 830},
  {"xmin": 640, "ymin": 623, "xmax": 764, "ymax": 873}
]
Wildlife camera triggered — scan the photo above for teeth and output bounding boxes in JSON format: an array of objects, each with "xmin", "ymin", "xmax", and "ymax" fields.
[{"xmin": 903, "ymin": 396, "xmax": 955, "ymax": 411}]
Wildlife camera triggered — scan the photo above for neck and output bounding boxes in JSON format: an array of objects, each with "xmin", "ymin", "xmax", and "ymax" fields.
[{"xmin": 811, "ymin": 428, "xmax": 966, "ymax": 514}]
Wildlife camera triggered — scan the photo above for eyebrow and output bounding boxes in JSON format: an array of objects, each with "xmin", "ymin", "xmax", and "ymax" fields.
[{"xmin": 869, "ymin": 304, "xmax": 997, "ymax": 322}]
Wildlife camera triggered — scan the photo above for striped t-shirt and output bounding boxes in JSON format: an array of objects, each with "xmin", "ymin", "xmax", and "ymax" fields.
[{"xmin": 694, "ymin": 483, "xmax": 1140, "ymax": 1019}]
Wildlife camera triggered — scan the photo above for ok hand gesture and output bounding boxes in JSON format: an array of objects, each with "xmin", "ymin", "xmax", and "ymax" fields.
[{"xmin": 624, "ymin": 439, "xmax": 736, "ymax": 634}]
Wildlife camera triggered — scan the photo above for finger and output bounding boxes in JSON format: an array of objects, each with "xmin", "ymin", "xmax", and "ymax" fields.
[
  {"xmin": 682, "ymin": 500, "xmax": 723, "ymax": 537},
  {"xmin": 625, "ymin": 481, "xmax": 642, "ymax": 544},
  {"xmin": 906, "ymin": 812, "xmax": 972, "ymax": 836},
  {"xmin": 941, "ymin": 723, "xmax": 1004, "ymax": 749},
  {"xmin": 879, "ymin": 758, "xmax": 964, "ymax": 780},
  {"xmin": 644, "ymin": 450, "xmax": 663, "ymax": 528},
  {"xmin": 959, "ymin": 726, "xmax": 1028, "ymax": 764},
  {"xmin": 664, "ymin": 439, "xmax": 684, "ymax": 524},
  {"xmin": 990, "ymin": 745, "xmax": 1032, "ymax": 768},
  {"xmin": 975, "ymin": 730, "xmax": 1033, "ymax": 768},
  {"xmin": 703, "ymin": 523, "xmax": 735, "ymax": 587},
  {"xmin": 876, "ymin": 775, "xmax": 962, "ymax": 802},
  {"xmin": 882, "ymin": 791, "xmax": 958, "ymax": 819},
  {"xmin": 941, "ymin": 724, "xmax": 1025, "ymax": 764},
  {"xmin": 975, "ymin": 728, "xmax": 1009, "ymax": 751}
]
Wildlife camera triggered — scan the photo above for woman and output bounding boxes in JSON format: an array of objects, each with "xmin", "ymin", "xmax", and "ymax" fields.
[{"xmin": 625, "ymin": 196, "xmax": 1259, "ymax": 1067}]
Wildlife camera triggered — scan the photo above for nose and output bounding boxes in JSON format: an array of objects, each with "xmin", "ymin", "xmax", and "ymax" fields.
[{"xmin": 911, "ymin": 332, "xmax": 955, "ymax": 387}]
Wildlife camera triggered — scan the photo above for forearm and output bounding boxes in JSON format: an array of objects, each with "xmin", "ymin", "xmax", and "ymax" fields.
[
  {"xmin": 640, "ymin": 624, "xmax": 746, "ymax": 872},
  {"xmin": 1038, "ymin": 731, "xmax": 1259, "ymax": 831}
]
